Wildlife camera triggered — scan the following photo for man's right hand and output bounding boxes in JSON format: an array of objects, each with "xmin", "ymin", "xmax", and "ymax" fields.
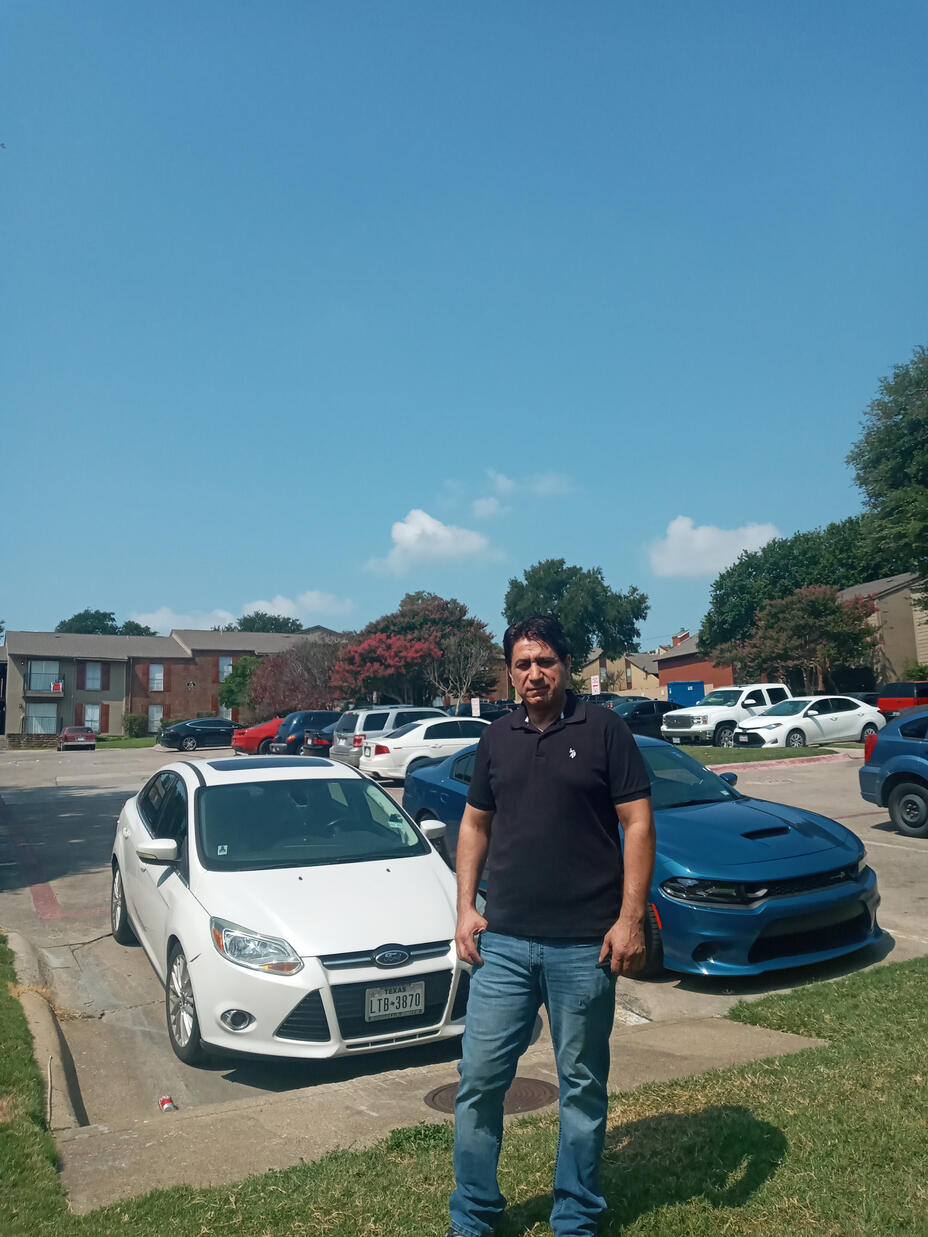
[{"xmin": 455, "ymin": 905, "xmax": 488, "ymax": 965}]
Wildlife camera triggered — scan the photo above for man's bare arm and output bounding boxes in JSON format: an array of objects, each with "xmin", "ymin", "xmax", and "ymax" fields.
[
  {"xmin": 454, "ymin": 803, "xmax": 494, "ymax": 965},
  {"xmin": 599, "ymin": 797, "xmax": 656, "ymax": 976}
]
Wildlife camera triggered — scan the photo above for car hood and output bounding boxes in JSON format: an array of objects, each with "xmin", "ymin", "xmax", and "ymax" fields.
[
  {"xmin": 653, "ymin": 797, "xmax": 857, "ymax": 870},
  {"xmin": 193, "ymin": 853, "xmax": 457, "ymax": 956},
  {"xmin": 738, "ymin": 716, "xmax": 800, "ymax": 730}
]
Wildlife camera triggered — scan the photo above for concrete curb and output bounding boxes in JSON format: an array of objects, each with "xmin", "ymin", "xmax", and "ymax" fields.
[
  {"xmin": 707, "ymin": 751, "xmax": 863, "ymax": 774},
  {"xmin": 6, "ymin": 931, "xmax": 89, "ymax": 1131}
]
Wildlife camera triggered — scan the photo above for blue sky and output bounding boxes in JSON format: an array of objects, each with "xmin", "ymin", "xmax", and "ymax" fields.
[{"xmin": 3, "ymin": 2, "xmax": 926, "ymax": 648}]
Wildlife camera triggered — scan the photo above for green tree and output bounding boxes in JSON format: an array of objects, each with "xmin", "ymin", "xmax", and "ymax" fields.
[
  {"xmin": 118, "ymin": 620, "xmax": 157, "ymax": 636},
  {"xmin": 714, "ymin": 586, "xmax": 877, "ymax": 693},
  {"xmin": 55, "ymin": 609, "xmax": 120, "ymax": 634},
  {"xmin": 236, "ymin": 611, "xmax": 304, "ymax": 634},
  {"xmin": 218, "ymin": 655, "xmax": 259, "ymax": 711},
  {"xmin": 503, "ymin": 559, "xmax": 648, "ymax": 669},
  {"xmin": 847, "ymin": 343, "xmax": 928, "ymax": 593},
  {"xmin": 698, "ymin": 516, "xmax": 906, "ymax": 652}
]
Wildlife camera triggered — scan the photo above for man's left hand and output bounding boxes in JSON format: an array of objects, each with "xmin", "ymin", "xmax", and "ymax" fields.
[{"xmin": 599, "ymin": 918, "xmax": 646, "ymax": 976}]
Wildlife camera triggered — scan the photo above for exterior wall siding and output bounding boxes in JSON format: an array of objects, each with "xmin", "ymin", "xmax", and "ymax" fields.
[{"xmin": 658, "ymin": 655, "xmax": 734, "ymax": 690}]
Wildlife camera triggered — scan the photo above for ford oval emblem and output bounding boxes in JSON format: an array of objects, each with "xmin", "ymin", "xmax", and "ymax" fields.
[{"xmin": 374, "ymin": 946, "xmax": 410, "ymax": 967}]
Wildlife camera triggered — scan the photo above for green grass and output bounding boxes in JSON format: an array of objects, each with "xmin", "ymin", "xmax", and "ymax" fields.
[
  {"xmin": 685, "ymin": 745, "xmax": 837, "ymax": 763},
  {"xmin": 94, "ymin": 736, "xmax": 158, "ymax": 749},
  {"xmin": 3, "ymin": 933, "xmax": 927, "ymax": 1235}
]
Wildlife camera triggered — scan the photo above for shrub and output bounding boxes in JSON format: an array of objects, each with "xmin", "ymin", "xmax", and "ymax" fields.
[
  {"xmin": 903, "ymin": 661, "xmax": 928, "ymax": 679},
  {"xmin": 122, "ymin": 713, "xmax": 148, "ymax": 738}
]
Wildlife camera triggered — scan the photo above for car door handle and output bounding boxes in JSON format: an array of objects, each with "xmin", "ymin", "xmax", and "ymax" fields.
[{"xmin": 121, "ymin": 827, "xmax": 130, "ymax": 838}]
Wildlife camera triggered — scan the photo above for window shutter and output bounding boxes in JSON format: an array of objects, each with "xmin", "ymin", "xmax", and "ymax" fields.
[
  {"xmin": 76, "ymin": 662, "xmax": 86, "ymax": 690},
  {"xmin": 100, "ymin": 704, "xmax": 110, "ymax": 733},
  {"xmin": 138, "ymin": 663, "xmax": 148, "ymax": 693},
  {"xmin": 163, "ymin": 663, "xmax": 171, "ymax": 693},
  {"xmin": 74, "ymin": 703, "xmax": 84, "ymax": 726},
  {"xmin": 101, "ymin": 663, "xmax": 111, "ymax": 691},
  {"xmin": 163, "ymin": 703, "xmax": 171, "ymax": 719},
  {"xmin": 212, "ymin": 656, "xmax": 220, "ymax": 682},
  {"xmin": 211, "ymin": 694, "xmax": 219, "ymax": 713}
]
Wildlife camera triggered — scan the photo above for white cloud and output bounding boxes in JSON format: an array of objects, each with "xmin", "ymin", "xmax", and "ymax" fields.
[
  {"xmin": 367, "ymin": 509, "xmax": 497, "ymax": 575},
  {"xmin": 131, "ymin": 590, "xmax": 355, "ymax": 635},
  {"xmin": 487, "ymin": 469, "xmax": 517, "ymax": 496},
  {"xmin": 526, "ymin": 472, "xmax": 571, "ymax": 496},
  {"xmin": 471, "ymin": 495, "xmax": 506, "ymax": 520},
  {"xmin": 649, "ymin": 515, "xmax": 780, "ymax": 578}
]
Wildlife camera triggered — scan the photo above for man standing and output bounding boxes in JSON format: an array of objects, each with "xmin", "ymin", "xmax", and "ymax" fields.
[{"xmin": 447, "ymin": 616, "xmax": 655, "ymax": 1237}]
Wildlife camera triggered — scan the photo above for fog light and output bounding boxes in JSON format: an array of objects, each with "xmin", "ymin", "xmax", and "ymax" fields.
[{"xmin": 220, "ymin": 1008, "xmax": 255, "ymax": 1031}]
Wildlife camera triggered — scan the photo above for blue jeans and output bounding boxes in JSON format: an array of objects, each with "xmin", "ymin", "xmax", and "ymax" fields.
[{"xmin": 449, "ymin": 932, "xmax": 616, "ymax": 1237}]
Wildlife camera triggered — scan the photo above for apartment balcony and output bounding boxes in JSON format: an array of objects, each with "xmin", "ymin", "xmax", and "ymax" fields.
[{"xmin": 24, "ymin": 675, "xmax": 65, "ymax": 698}]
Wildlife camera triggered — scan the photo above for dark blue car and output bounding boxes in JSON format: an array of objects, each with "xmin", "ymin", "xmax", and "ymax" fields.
[
  {"xmin": 403, "ymin": 736, "xmax": 881, "ymax": 979},
  {"xmin": 859, "ymin": 705, "xmax": 928, "ymax": 837}
]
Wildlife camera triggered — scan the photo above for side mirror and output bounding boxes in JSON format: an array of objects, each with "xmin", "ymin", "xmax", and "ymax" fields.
[
  {"xmin": 136, "ymin": 838, "xmax": 179, "ymax": 864},
  {"xmin": 419, "ymin": 819, "xmax": 446, "ymax": 843},
  {"xmin": 720, "ymin": 772, "xmax": 738, "ymax": 786},
  {"xmin": 806, "ymin": 708, "xmax": 819, "ymax": 717}
]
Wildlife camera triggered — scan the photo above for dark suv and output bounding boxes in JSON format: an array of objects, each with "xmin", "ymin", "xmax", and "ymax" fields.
[
  {"xmin": 269, "ymin": 710, "xmax": 341, "ymax": 756},
  {"xmin": 859, "ymin": 706, "xmax": 928, "ymax": 837}
]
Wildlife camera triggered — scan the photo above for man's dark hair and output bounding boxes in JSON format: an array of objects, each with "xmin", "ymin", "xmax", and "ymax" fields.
[{"xmin": 503, "ymin": 615, "xmax": 571, "ymax": 666}]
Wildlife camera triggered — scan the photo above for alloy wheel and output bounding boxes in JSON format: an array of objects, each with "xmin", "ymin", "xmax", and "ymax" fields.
[{"xmin": 168, "ymin": 953, "xmax": 196, "ymax": 1048}]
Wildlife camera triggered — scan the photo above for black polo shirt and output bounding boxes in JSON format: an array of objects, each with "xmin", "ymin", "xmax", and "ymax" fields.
[{"xmin": 466, "ymin": 693, "xmax": 651, "ymax": 939}]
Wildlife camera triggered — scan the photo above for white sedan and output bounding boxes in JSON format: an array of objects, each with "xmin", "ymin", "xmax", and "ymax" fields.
[
  {"xmin": 359, "ymin": 716, "xmax": 489, "ymax": 782},
  {"xmin": 734, "ymin": 695, "xmax": 885, "ymax": 750},
  {"xmin": 110, "ymin": 756, "xmax": 468, "ymax": 1064}
]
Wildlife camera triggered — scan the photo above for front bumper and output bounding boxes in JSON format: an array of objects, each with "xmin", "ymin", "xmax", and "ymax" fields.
[
  {"xmin": 661, "ymin": 727, "xmax": 714, "ymax": 744},
  {"xmin": 188, "ymin": 944, "xmax": 469, "ymax": 1059},
  {"xmin": 734, "ymin": 730, "xmax": 784, "ymax": 748},
  {"xmin": 655, "ymin": 865, "xmax": 881, "ymax": 976}
]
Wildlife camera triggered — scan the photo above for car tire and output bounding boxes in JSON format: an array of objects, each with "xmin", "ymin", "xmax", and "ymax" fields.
[
  {"xmin": 181, "ymin": 736, "xmax": 197, "ymax": 752},
  {"xmin": 785, "ymin": 729, "xmax": 806, "ymax": 749},
  {"xmin": 860, "ymin": 723, "xmax": 879, "ymax": 742},
  {"xmin": 110, "ymin": 863, "xmax": 136, "ymax": 945},
  {"xmin": 888, "ymin": 781, "xmax": 928, "ymax": 839},
  {"xmin": 257, "ymin": 738, "xmax": 271, "ymax": 755},
  {"xmin": 165, "ymin": 942, "xmax": 207, "ymax": 1065},
  {"xmin": 637, "ymin": 904, "xmax": 664, "ymax": 979},
  {"xmin": 714, "ymin": 723, "xmax": 735, "ymax": 748}
]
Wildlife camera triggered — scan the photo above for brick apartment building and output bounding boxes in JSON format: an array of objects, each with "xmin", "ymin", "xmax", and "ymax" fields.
[{"xmin": 0, "ymin": 627, "xmax": 341, "ymax": 740}]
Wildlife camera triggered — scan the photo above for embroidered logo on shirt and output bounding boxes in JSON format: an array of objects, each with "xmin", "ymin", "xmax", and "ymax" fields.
[{"xmin": 568, "ymin": 747, "xmax": 577, "ymax": 759}]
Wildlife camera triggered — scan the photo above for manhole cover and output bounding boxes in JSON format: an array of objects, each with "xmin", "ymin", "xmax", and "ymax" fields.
[{"xmin": 424, "ymin": 1077, "xmax": 559, "ymax": 1115}]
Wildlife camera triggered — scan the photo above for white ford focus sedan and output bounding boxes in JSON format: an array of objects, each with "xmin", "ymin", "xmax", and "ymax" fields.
[
  {"xmin": 110, "ymin": 756, "xmax": 468, "ymax": 1065},
  {"xmin": 359, "ymin": 716, "xmax": 490, "ymax": 782}
]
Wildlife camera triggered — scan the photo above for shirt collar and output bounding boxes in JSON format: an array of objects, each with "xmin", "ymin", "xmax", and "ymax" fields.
[{"xmin": 511, "ymin": 691, "xmax": 587, "ymax": 730}]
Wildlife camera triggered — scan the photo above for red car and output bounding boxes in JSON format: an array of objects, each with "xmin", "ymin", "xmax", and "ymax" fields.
[
  {"xmin": 877, "ymin": 682, "xmax": 928, "ymax": 717},
  {"xmin": 58, "ymin": 726, "xmax": 96, "ymax": 751},
  {"xmin": 231, "ymin": 715, "xmax": 285, "ymax": 756}
]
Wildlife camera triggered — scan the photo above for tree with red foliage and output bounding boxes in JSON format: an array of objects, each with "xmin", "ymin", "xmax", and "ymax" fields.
[
  {"xmin": 250, "ymin": 639, "xmax": 344, "ymax": 717},
  {"xmin": 713, "ymin": 586, "xmax": 877, "ymax": 693},
  {"xmin": 330, "ymin": 632, "xmax": 442, "ymax": 703}
]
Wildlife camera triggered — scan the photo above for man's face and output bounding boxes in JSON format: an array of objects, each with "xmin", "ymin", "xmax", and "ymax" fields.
[{"xmin": 509, "ymin": 638, "xmax": 571, "ymax": 709}]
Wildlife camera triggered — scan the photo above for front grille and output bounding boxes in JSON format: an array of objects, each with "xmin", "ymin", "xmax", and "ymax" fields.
[
  {"xmin": 662, "ymin": 714, "xmax": 692, "ymax": 729},
  {"xmin": 332, "ymin": 971, "xmax": 453, "ymax": 1039},
  {"xmin": 321, "ymin": 940, "xmax": 451, "ymax": 971},
  {"xmin": 748, "ymin": 908, "xmax": 871, "ymax": 963},
  {"xmin": 756, "ymin": 865, "xmax": 860, "ymax": 900},
  {"xmin": 735, "ymin": 732, "xmax": 766, "ymax": 747},
  {"xmin": 276, "ymin": 990, "xmax": 329, "ymax": 1041}
]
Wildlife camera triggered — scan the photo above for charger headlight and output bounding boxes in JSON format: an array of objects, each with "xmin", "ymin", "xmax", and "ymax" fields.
[{"xmin": 210, "ymin": 917, "xmax": 303, "ymax": 975}]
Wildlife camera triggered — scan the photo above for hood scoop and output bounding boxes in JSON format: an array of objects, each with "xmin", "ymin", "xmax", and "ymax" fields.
[{"xmin": 742, "ymin": 826, "xmax": 791, "ymax": 841}]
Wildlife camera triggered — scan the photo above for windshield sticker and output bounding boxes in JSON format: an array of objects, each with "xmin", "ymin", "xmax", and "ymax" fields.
[{"xmin": 217, "ymin": 844, "xmax": 228, "ymax": 856}]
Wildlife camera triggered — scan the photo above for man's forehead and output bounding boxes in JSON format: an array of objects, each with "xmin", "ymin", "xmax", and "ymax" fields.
[{"xmin": 510, "ymin": 637, "xmax": 561, "ymax": 661}]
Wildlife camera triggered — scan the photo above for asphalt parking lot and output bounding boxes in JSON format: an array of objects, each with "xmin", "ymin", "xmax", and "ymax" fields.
[{"xmin": 1, "ymin": 743, "xmax": 926, "ymax": 1132}]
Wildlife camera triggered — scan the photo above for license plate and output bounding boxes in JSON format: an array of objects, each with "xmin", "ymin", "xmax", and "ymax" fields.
[
  {"xmin": 365, "ymin": 981, "xmax": 425, "ymax": 1022},
  {"xmin": 363, "ymin": 746, "xmax": 371, "ymax": 757},
  {"xmin": 672, "ymin": 737, "xmax": 681, "ymax": 744},
  {"xmin": 738, "ymin": 734, "xmax": 749, "ymax": 743}
]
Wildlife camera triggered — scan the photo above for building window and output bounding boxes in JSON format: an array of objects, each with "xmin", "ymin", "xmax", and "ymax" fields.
[
  {"xmin": 25, "ymin": 703, "xmax": 58, "ymax": 734},
  {"xmin": 148, "ymin": 705, "xmax": 163, "ymax": 733},
  {"xmin": 219, "ymin": 656, "xmax": 233, "ymax": 682},
  {"xmin": 85, "ymin": 662, "xmax": 102, "ymax": 691},
  {"xmin": 149, "ymin": 664, "xmax": 164, "ymax": 692},
  {"xmin": 84, "ymin": 703, "xmax": 101, "ymax": 733},
  {"xmin": 28, "ymin": 660, "xmax": 60, "ymax": 691},
  {"xmin": 219, "ymin": 704, "xmax": 232, "ymax": 720}
]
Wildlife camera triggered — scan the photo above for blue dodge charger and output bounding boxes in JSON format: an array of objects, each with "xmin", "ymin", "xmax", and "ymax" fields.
[{"xmin": 402, "ymin": 735, "xmax": 881, "ymax": 978}]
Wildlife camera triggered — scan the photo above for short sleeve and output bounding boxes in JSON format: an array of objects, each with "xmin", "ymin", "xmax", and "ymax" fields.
[
  {"xmin": 606, "ymin": 718, "xmax": 651, "ymax": 804},
  {"xmin": 465, "ymin": 730, "xmax": 496, "ymax": 812}
]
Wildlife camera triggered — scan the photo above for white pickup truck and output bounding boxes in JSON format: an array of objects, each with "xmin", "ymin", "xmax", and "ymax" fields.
[{"xmin": 660, "ymin": 683, "xmax": 792, "ymax": 748}]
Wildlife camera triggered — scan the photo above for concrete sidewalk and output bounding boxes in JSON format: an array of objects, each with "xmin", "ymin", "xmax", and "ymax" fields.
[{"xmin": 9, "ymin": 931, "xmax": 819, "ymax": 1215}]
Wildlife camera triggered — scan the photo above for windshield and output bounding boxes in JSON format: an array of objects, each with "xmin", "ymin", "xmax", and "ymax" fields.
[
  {"xmin": 611, "ymin": 701, "xmax": 638, "ymax": 717},
  {"xmin": 639, "ymin": 744, "xmax": 739, "ymax": 811},
  {"xmin": 196, "ymin": 778, "xmax": 428, "ymax": 871},
  {"xmin": 758, "ymin": 699, "xmax": 810, "ymax": 716},
  {"xmin": 697, "ymin": 690, "xmax": 741, "ymax": 707}
]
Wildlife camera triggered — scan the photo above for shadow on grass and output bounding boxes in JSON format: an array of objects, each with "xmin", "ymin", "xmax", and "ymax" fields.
[{"xmin": 500, "ymin": 1105, "xmax": 786, "ymax": 1235}]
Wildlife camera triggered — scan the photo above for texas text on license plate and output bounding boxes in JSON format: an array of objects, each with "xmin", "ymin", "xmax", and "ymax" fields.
[{"xmin": 365, "ymin": 981, "xmax": 425, "ymax": 1022}]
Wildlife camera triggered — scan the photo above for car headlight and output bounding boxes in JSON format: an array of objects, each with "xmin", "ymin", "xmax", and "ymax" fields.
[
  {"xmin": 661, "ymin": 877, "xmax": 768, "ymax": 906},
  {"xmin": 210, "ymin": 917, "xmax": 303, "ymax": 974},
  {"xmin": 694, "ymin": 714, "xmax": 708, "ymax": 726},
  {"xmin": 759, "ymin": 723, "xmax": 783, "ymax": 730}
]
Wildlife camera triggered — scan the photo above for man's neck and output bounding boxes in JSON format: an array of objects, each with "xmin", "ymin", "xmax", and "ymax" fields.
[{"xmin": 524, "ymin": 692, "xmax": 568, "ymax": 732}]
